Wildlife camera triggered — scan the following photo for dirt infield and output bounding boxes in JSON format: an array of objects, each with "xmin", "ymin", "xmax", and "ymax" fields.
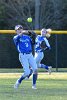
[{"xmin": 0, "ymin": 72, "xmax": 67, "ymax": 79}]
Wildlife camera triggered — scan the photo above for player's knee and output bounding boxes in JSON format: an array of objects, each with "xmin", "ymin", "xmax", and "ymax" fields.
[
  {"xmin": 24, "ymin": 70, "xmax": 30, "ymax": 76},
  {"xmin": 38, "ymin": 64, "xmax": 41, "ymax": 68},
  {"xmin": 33, "ymin": 69, "xmax": 38, "ymax": 74}
]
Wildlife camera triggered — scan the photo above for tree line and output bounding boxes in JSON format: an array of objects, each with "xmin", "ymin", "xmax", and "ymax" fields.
[
  {"xmin": 0, "ymin": 0, "xmax": 67, "ymax": 30},
  {"xmin": 0, "ymin": 0, "xmax": 67, "ymax": 68}
]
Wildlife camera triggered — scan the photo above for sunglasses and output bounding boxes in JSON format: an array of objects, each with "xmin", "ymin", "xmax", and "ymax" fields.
[{"xmin": 16, "ymin": 27, "xmax": 23, "ymax": 31}]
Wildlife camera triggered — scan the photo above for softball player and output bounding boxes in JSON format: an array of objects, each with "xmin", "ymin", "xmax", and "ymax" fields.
[
  {"xmin": 13, "ymin": 25, "xmax": 38, "ymax": 89},
  {"xmin": 25, "ymin": 28, "xmax": 52, "ymax": 80},
  {"xmin": 34, "ymin": 28, "xmax": 52, "ymax": 74}
]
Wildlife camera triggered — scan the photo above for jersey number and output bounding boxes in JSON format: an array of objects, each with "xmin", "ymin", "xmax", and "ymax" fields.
[{"xmin": 25, "ymin": 43, "xmax": 28, "ymax": 47}]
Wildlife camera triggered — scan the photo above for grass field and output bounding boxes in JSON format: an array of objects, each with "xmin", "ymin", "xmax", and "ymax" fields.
[{"xmin": 0, "ymin": 69, "xmax": 67, "ymax": 100}]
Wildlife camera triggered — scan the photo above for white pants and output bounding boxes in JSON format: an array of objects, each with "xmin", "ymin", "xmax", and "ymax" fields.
[
  {"xmin": 19, "ymin": 53, "xmax": 37, "ymax": 76},
  {"xmin": 34, "ymin": 52, "xmax": 44, "ymax": 68}
]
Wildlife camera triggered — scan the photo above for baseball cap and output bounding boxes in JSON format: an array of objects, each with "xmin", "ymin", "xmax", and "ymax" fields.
[{"xmin": 15, "ymin": 25, "xmax": 23, "ymax": 30}]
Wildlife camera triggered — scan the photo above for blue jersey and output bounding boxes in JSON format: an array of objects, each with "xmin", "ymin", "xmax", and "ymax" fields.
[
  {"xmin": 13, "ymin": 34, "xmax": 32, "ymax": 53},
  {"xmin": 35, "ymin": 35, "xmax": 51, "ymax": 52}
]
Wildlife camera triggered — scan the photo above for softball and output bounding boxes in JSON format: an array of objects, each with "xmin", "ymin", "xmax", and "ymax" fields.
[{"xmin": 27, "ymin": 17, "xmax": 32, "ymax": 23}]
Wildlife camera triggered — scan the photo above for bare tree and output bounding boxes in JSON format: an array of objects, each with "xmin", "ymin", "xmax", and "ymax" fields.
[
  {"xmin": 0, "ymin": 0, "xmax": 66, "ymax": 29},
  {"xmin": 0, "ymin": 0, "xmax": 35, "ymax": 29}
]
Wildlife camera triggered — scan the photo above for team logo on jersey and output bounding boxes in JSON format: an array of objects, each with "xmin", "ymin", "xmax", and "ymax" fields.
[{"xmin": 20, "ymin": 38, "xmax": 29, "ymax": 42}]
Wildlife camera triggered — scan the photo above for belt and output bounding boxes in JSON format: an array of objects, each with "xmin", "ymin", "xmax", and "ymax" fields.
[
  {"xmin": 21, "ymin": 52, "xmax": 31, "ymax": 55},
  {"xmin": 36, "ymin": 51, "xmax": 43, "ymax": 53}
]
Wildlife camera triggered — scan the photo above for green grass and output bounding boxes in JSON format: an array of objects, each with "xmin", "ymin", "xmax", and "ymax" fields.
[
  {"xmin": 0, "ymin": 74, "xmax": 67, "ymax": 100},
  {"xmin": 0, "ymin": 68, "xmax": 67, "ymax": 73}
]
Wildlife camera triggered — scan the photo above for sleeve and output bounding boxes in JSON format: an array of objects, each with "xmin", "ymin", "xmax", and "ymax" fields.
[
  {"xmin": 13, "ymin": 35, "xmax": 21, "ymax": 46},
  {"xmin": 40, "ymin": 38, "xmax": 51, "ymax": 52},
  {"xmin": 44, "ymin": 37, "xmax": 51, "ymax": 48}
]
